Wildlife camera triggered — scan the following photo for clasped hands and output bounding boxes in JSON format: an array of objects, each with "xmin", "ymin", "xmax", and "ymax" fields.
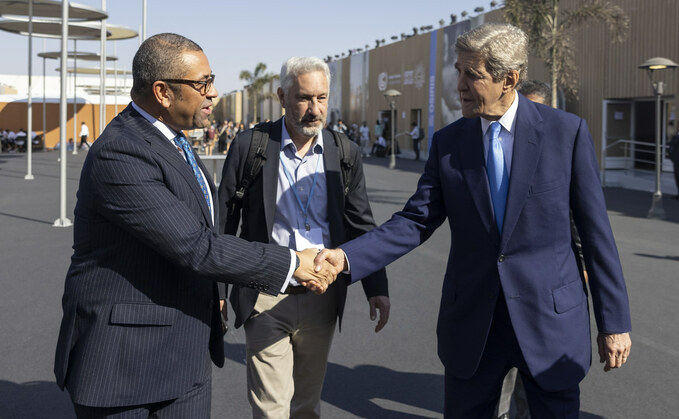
[{"xmin": 293, "ymin": 248, "xmax": 348, "ymax": 294}]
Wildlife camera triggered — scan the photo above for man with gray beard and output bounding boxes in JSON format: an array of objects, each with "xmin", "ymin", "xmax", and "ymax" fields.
[{"xmin": 218, "ymin": 56, "xmax": 390, "ymax": 419}]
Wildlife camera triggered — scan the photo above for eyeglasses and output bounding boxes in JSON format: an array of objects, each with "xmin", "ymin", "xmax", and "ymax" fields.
[{"xmin": 161, "ymin": 74, "xmax": 215, "ymax": 95}]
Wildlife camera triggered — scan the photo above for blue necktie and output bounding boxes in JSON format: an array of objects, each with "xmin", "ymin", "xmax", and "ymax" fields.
[
  {"xmin": 173, "ymin": 134, "xmax": 212, "ymax": 213},
  {"xmin": 487, "ymin": 121, "xmax": 508, "ymax": 233}
]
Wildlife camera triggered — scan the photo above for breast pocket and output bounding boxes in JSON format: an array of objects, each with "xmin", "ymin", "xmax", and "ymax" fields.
[
  {"xmin": 529, "ymin": 176, "xmax": 567, "ymax": 196},
  {"xmin": 110, "ymin": 303, "xmax": 177, "ymax": 326}
]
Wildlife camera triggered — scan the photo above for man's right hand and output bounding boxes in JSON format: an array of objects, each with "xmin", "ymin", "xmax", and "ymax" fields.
[
  {"xmin": 294, "ymin": 248, "xmax": 338, "ymax": 294},
  {"xmin": 314, "ymin": 248, "xmax": 348, "ymax": 273}
]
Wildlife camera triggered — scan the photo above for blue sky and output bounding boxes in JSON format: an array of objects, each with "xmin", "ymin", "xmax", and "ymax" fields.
[{"xmin": 0, "ymin": 0, "xmax": 498, "ymax": 94}]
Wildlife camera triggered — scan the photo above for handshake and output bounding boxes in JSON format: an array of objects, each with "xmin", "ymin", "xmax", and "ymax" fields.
[{"xmin": 293, "ymin": 248, "xmax": 349, "ymax": 294}]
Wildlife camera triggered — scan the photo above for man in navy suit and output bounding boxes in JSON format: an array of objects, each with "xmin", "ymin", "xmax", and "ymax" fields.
[
  {"xmin": 316, "ymin": 23, "xmax": 631, "ymax": 418},
  {"xmin": 54, "ymin": 33, "xmax": 334, "ymax": 418}
]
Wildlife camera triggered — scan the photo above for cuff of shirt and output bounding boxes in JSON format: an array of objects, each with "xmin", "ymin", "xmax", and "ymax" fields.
[
  {"xmin": 340, "ymin": 248, "xmax": 350, "ymax": 274},
  {"xmin": 280, "ymin": 249, "xmax": 296, "ymax": 293}
]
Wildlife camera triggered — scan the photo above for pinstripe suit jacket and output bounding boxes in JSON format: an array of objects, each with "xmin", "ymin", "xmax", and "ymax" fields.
[
  {"xmin": 217, "ymin": 119, "xmax": 388, "ymax": 330},
  {"xmin": 54, "ymin": 104, "xmax": 291, "ymax": 407}
]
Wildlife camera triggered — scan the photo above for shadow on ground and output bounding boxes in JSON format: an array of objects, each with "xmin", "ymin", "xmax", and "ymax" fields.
[
  {"xmin": 0, "ymin": 380, "xmax": 74, "ymax": 419},
  {"xmin": 603, "ymin": 187, "xmax": 679, "ymax": 223}
]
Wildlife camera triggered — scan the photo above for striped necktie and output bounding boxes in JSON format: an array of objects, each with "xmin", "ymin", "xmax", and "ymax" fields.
[
  {"xmin": 172, "ymin": 134, "xmax": 212, "ymax": 213},
  {"xmin": 487, "ymin": 121, "xmax": 508, "ymax": 233}
]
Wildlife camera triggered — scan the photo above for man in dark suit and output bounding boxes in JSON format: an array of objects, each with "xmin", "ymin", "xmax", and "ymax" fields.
[
  {"xmin": 54, "ymin": 33, "xmax": 334, "ymax": 418},
  {"xmin": 217, "ymin": 56, "xmax": 389, "ymax": 418},
  {"xmin": 316, "ymin": 23, "xmax": 631, "ymax": 418}
]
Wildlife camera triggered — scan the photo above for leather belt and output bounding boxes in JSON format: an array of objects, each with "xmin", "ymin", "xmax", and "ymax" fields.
[{"xmin": 283, "ymin": 285, "xmax": 308, "ymax": 295}]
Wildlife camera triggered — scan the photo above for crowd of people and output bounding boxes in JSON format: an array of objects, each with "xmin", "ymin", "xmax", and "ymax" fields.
[{"xmin": 0, "ymin": 128, "xmax": 42, "ymax": 152}]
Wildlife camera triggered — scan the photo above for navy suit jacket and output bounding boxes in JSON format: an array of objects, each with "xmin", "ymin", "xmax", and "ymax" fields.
[
  {"xmin": 217, "ymin": 118, "xmax": 388, "ymax": 329},
  {"xmin": 54, "ymin": 104, "xmax": 291, "ymax": 407},
  {"xmin": 341, "ymin": 95, "xmax": 631, "ymax": 392}
]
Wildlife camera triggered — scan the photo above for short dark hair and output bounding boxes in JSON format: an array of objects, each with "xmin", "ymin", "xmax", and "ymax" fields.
[
  {"xmin": 131, "ymin": 33, "xmax": 203, "ymax": 98},
  {"xmin": 518, "ymin": 79, "xmax": 552, "ymax": 105}
]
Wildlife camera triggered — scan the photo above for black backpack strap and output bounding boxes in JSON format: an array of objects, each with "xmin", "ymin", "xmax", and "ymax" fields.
[
  {"xmin": 230, "ymin": 122, "xmax": 272, "ymax": 214},
  {"xmin": 330, "ymin": 130, "xmax": 354, "ymax": 196}
]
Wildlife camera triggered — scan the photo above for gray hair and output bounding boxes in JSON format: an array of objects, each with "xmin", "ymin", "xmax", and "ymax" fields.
[
  {"xmin": 518, "ymin": 79, "xmax": 551, "ymax": 105},
  {"xmin": 280, "ymin": 57, "xmax": 331, "ymax": 95},
  {"xmin": 131, "ymin": 33, "xmax": 203, "ymax": 98},
  {"xmin": 455, "ymin": 23, "xmax": 528, "ymax": 84}
]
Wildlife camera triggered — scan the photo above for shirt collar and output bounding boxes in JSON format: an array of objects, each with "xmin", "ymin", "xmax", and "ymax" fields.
[
  {"xmin": 480, "ymin": 91, "xmax": 520, "ymax": 136},
  {"xmin": 280, "ymin": 116, "xmax": 324, "ymax": 154},
  {"xmin": 131, "ymin": 101, "xmax": 181, "ymax": 141}
]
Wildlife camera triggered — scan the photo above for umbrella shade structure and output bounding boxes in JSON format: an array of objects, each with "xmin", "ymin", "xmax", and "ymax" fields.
[
  {"xmin": 0, "ymin": 0, "xmax": 106, "ymax": 21},
  {"xmin": 38, "ymin": 51, "xmax": 117, "ymax": 61},
  {"xmin": 0, "ymin": 17, "xmax": 108, "ymax": 38},
  {"xmin": 76, "ymin": 21, "xmax": 137, "ymax": 41},
  {"xmin": 56, "ymin": 67, "xmax": 131, "ymax": 75}
]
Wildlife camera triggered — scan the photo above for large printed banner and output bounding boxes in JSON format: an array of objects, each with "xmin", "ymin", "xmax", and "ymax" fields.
[
  {"xmin": 440, "ymin": 20, "xmax": 471, "ymax": 127},
  {"xmin": 328, "ymin": 61, "xmax": 342, "ymax": 125},
  {"xmin": 350, "ymin": 52, "xmax": 369, "ymax": 125}
]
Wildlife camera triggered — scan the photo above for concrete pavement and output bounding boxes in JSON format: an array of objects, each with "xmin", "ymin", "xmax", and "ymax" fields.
[{"xmin": 1, "ymin": 150, "xmax": 678, "ymax": 418}]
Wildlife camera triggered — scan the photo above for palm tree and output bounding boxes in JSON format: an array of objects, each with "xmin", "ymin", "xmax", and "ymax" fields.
[
  {"xmin": 239, "ymin": 63, "xmax": 279, "ymax": 123},
  {"xmin": 504, "ymin": 0, "xmax": 629, "ymax": 108}
]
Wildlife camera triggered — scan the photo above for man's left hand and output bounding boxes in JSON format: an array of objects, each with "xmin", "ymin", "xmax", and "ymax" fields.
[
  {"xmin": 597, "ymin": 332, "xmax": 631, "ymax": 371},
  {"xmin": 369, "ymin": 296, "xmax": 390, "ymax": 333}
]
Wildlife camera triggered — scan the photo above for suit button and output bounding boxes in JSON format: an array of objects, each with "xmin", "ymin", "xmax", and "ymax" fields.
[
  {"xmin": 489, "ymin": 293, "xmax": 495, "ymax": 300},
  {"xmin": 498, "ymin": 255, "xmax": 505, "ymax": 263}
]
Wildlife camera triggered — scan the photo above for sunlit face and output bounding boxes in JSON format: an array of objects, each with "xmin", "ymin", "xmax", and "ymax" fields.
[
  {"xmin": 455, "ymin": 51, "xmax": 511, "ymax": 120},
  {"xmin": 164, "ymin": 50, "xmax": 218, "ymax": 131},
  {"xmin": 278, "ymin": 71, "xmax": 328, "ymax": 139}
]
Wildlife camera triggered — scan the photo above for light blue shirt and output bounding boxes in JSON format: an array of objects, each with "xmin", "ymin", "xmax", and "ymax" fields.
[
  {"xmin": 480, "ymin": 92, "xmax": 520, "ymax": 177},
  {"xmin": 272, "ymin": 117, "xmax": 331, "ymax": 285}
]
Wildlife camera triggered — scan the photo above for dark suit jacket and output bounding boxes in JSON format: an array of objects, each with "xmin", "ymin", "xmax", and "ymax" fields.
[
  {"xmin": 218, "ymin": 118, "xmax": 388, "ymax": 329},
  {"xmin": 341, "ymin": 95, "xmax": 631, "ymax": 392},
  {"xmin": 54, "ymin": 104, "xmax": 292, "ymax": 407}
]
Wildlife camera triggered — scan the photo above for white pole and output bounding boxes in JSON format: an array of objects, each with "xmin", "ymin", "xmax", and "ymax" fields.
[
  {"xmin": 25, "ymin": 0, "xmax": 34, "ymax": 180},
  {"xmin": 114, "ymin": 41, "xmax": 118, "ymax": 114},
  {"xmin": 142, "ymin": 0, "xmax": 147, "ymax": 41},
  {"xmin": 99, "ymin": 0, "xmax": 107, "ymax": 137},
  {"xmin": 72, "ymin": 40, "xmax": 79, "ymax": 155},
  {"xmin": 42, "ymin": 38, "xmax": 47, "ymax": 152},
  {"xmin": 55, "ymin": 0, "xmax": 72, "ymax": 227}
]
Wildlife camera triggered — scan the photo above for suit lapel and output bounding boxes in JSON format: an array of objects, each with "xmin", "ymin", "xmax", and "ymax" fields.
[
  {"xmin": 500, "ymin": 96, "xmax": 543, "ymax": 250},
  {"xmin": 263, "ymin": 119, "xmax": 284, "ymax": 237},
  {"xmin": 459, "ymin": 118, "xmax": 499, "ymax": 243},
  {"xmin": 126, "ymin": 107, "xmax": 214, "ymax": 226}
]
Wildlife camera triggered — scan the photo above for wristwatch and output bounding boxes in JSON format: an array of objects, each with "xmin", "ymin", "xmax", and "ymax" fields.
[{"xmin": 295, "ymin": 254, "xmax": 300, "ymax": 271}]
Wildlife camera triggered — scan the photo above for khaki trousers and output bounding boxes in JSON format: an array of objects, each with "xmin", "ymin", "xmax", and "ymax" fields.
[{"xmin": 244, "ymin": 286, "xmax": 337, "ymax": 419}]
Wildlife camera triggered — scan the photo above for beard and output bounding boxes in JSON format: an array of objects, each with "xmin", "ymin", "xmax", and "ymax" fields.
[{"xmin": 289, "ymin": 114, "xmax": 324, "ymax": 138}]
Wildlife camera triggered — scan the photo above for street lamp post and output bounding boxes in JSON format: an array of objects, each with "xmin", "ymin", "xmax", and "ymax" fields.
[
  {"xmin": 639, "ymin": 57, "xmax": 678, "ymax": 219},
  {"xmin": 383, "ymin": 89, "xmax": 401, "ymax": 169}
]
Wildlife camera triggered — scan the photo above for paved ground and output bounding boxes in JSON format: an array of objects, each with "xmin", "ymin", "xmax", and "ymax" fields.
[{"xmin": 1, "ymin": 150, "xmax": 678, "ymax": 418}]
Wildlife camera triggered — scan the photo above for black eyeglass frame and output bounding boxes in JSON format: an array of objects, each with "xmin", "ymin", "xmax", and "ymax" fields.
[{"xmin": 160, "ymin": 74, "xmax": 215, "ymax": 95}]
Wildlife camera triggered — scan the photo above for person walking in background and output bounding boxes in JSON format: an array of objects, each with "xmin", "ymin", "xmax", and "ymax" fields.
[
  {"xmin": 218, "ymin": 56, "xmax": 389, "ymax": 419},
  {"xmin": 359, "ymin": 120, "xmax": 371, "ymax": 157},
  {"xmin": 408, "ymin": 121, "xmax": 422, "ymax": 160},
  {"xmin": 374, "ymin": 119, "xmax": 383, "ymax": 144},
  {"xmin": 205, "ymin": 122, "xmax": 216, "ymax": 155},
  {"xmin": 217, "ymin": 121, "xmax": 228, "ymax": 154},
  {"xmin": 79, "ymin": 122, "xmax": 89, "ymax": 150},
  {"xmin": 316, "ymin": 23, "xmax": 631, "ymax": 418},
  {"xmin": 53, "ymin": 33, "xmax": 335, "ymax": 419}
]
